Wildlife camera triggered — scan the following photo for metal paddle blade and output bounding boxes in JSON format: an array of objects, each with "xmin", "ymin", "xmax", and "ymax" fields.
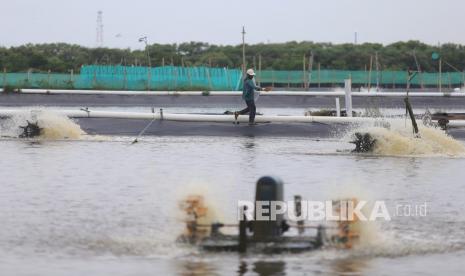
[
  {"xmin": 19, "ymin": 120, "xmax": 42, "ymax": 138},
  {"xmin": 350, "ymin": 132, "xmax": 377, "ymax": 153}
]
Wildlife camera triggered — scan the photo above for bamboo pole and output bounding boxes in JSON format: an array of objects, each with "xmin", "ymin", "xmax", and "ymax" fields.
[
  {"xmin": 344, "ymin": 79, "xmax": 353, "ymax": 117},
  {"xmin": 187, "ymin": 68, "xmax": 192, "ymax": 87},
  {"xmin": 147, "ymin": 68, "xmax": 151, "ymax": 91},
  {"xmin": 368, "ymin": 55, "xmax": 373, "ymax": 92},
  {"xmin": 206, "ymin": 68, "xmax": 213, "ymax": 90},
  {"xmin": 439, "ymin": 58, "xmax": 442, "ymax": 92},
  {"xmin": 225, "ymin": 67, "xmax": 231, "ymax": 90},
  {"xmin": 308, "ymin": 53, "xmax": 313, "ymax": 90},
  {"xmin": 330, "ymin": 70, "xmax": 334, "ymax": 88},
  {"xmin": 123, "ymin": 67, "xmax": 127, "ymax": 90},
  {"xmin": 317, "ymin": 63, "xmax": 321, "ymax": 88},
  {"xmin": 448, "ymin": 72, "xmax": 452, "ymax": 90},
  {"xmin": 462, "ymin": 70, "xmax": 465, "ymax": 89},
  {"xmin": 375, "ymin": 52, "xmax": 380, "ymax": 91},
  {"xmin": 47, "ymin": 69, "xmax": 51, "ymax": 88},
  {"xmin": 287, "ymin": 71, "xmax": 290, "ymax": 89},
  {"xmin": 406, "ymin": 71, "xmax": 409, "ymax": 90},
  {"xmin": 3, "ymin": 67, "xmax": 6, "ymax": 87},
  {"xmin": 271, "ymin": 70, "xmax": 275, "ymax": 88},
  {"xmin": 258, "ymin": 54, "xmax": 262, "ymax": 86},
  {"xmin": 93, "ymin": 69, "xmax": 97, "ymax": 88},
  {"xmin": 392, "ymin": 73, "xmax": 395, "ymax": 89},
  {"xmin": 144, "ymin": 40, "xmax": 152, "ymax": 91},
  {"xmin": 412, "ymin": 49, "xmax": 424, "ymax": 89},
  {"xmin": 303, "ymin": 54, "xmax": 307, "ymax": 89},
  {"xmin": 173, "ymin": 67, "xmax": 178, "ymax": 90}
]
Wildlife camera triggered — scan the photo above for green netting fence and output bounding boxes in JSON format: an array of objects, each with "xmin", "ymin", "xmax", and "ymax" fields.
[
  {"xmin": 1, "ymin": 65, "xmax": 464, "ymax": 90},
  {"xmin": 79, "ymin": 65, "xmax": 242, "ymax": 90},
  {"xmin": 258, "ymin": 70, "xmax": 465, "ymax": 87}
]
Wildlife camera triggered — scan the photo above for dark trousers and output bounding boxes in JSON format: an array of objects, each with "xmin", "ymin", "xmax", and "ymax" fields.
[{"xmin": 238, "ymin": 100, "xmax": 256, "ymax": 123}]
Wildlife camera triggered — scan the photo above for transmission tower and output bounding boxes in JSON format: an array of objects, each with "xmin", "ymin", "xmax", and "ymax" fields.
[{"xmin": 96, "ymin": 11, "xmax": 104, "ymax": 47}]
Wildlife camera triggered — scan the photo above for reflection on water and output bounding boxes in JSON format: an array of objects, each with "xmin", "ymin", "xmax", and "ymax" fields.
[
  {"xmin": 176, "ymin": 260, "xmax": 218, "ymax": 276},
  {"xmin": 328, "ymin": 258, "xmax": 369, "ymax": 275},
  {"xmin": 175, "ymin": 259, "xmax": 287, "ymax": 276},
  {"xmin": 243, "ymin": 140, "xmax": 256, "ymax": 150},
  {"xmin": 238, "ymin": 261, "xmax": 247, "ymax": 275},
  {"xmin": 252, "ymin": 261, "xmax": 286, "ymax": 276},
  {"xmin": 175, "ymin": 257, "xmax": 368, "ymax": 276}
]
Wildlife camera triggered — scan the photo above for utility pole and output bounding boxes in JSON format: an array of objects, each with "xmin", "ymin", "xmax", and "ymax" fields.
[
  {"xmin": 138, "ymin": 36, "xmax": 152, "ymax": 68},
  {"xmin": 96, "ymin": 11, "xmax": 104, "ymax": 47},
  {"xmin": 242, "ymin": 26, "xmax": 246, "ymax": 75},
  {"xmin": 138, "ymin": 36, "xmax": 152, "ymax": 90}
]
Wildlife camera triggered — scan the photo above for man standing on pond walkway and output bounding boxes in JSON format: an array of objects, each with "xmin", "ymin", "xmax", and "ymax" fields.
[{"xmin": 234, "ymin": 68, "xmax": 269, "ymax": 125}]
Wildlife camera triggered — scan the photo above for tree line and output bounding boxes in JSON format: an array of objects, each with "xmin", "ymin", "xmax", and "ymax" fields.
[{"xmin": 0, "ymin": 41, "xmax": 464, "ymax": 73}]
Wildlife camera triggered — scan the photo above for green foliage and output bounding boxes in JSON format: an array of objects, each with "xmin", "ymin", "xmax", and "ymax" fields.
[
  {"xmin": 0, "ymin": 41, "xmax": 463, "ymax": 73},
  {"xmin": 2, "ymin": 85, "xmax": 20, "ymax": 93}
]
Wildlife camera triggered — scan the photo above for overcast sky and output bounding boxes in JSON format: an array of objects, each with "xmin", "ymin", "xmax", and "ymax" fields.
[{"xmin": 1, "ymin": 0, "xmax": 464, "ymax": 49}]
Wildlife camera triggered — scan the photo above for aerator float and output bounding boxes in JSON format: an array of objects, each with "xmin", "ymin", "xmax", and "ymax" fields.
[{"xmin": 177, "ymin": 176, "xmax": 360, "ymax": 253}]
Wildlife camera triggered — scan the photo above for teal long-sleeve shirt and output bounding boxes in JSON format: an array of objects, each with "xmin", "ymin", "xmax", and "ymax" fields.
[{"xmin": 242, "ymin": 78, "xmax": 261, "ymax": 101}]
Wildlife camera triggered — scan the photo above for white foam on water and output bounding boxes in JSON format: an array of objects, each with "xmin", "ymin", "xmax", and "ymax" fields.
[
  {"xmin": 321, "ymin": 182, "xmax": 465, "ymax": 260},
  {"xmin": 36, "ymin": 112, "xmax": 84, "ymax": 139},
  {"xmin": 72, "ymin": 234, "xmax": 188, "ymax": 258},
  {"xmin": 0, "ymin": 110, "xmax": 85, "ymax": 140},
  {"xmin": 344, "ymin": 120, "xmax": 465, "ymax": 157}
]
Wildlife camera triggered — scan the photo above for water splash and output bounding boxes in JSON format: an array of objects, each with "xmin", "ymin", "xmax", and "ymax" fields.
[
  {"xmin": 346, "ymin": 121, "xmax": 465, "ymax": 156},
  {"xmin": 324, "ymin": 182, "xmax": 465, "ymax": 259},
  {"xmin": 176, "ymin": 183, "xmax": 225, "ymax": 231},
  {"xmin": 0, "ymin": 110, "xmax": 85, "ymax": 140}
]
